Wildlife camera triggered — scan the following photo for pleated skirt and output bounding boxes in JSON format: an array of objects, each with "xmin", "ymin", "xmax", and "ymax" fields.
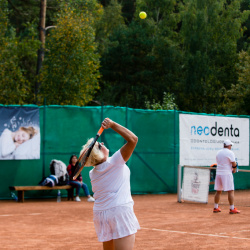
[{"xmin": 93, "ymin": 203, "xmax": 140, "ymax": 242}]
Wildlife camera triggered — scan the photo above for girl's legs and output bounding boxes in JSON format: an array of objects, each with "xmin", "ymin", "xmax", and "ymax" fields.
[
  {"xmin": 103, "ymin": 240, "xmax": 114, "ymax": 250},
  {"xmin": 103, "ymin": 234, "xmax": 135, "ymax": 250},
  {"xmin": 115, "ymin": 234, "xmax": 135, "ymax": 250}
]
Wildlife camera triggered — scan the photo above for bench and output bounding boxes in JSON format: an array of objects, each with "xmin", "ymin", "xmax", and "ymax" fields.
[{"xmin": 9, "ymin": 185, "xmax": 74, "ymax": 203}]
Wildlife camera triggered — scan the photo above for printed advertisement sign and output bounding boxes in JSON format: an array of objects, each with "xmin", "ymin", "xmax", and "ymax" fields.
[
  {"xmin": 0, "ymin": 107, "xmax": 40, "ymax": 160},
  {"xmin": 179, "ymin": 114, "xmax": 249, "ymax": 166},
  {"xmin": 182, "ymin": 167, "xmax": 210, "ymax": 203}
]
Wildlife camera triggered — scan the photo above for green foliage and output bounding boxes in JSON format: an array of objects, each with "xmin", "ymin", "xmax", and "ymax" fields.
[
  {"xmin": 1, "ymin": 0, "xmax": 249, "ymax": 114},
  {"xmin": 95, "ymin": 0, "xmax": 125, "ymax": 55},
  {"xmin": 97, "ymin": 21, "xmax": 156, "ymax": 107},
  {"xmin": 145, "ymin": 92, "xmax": 178, "ymax": 110},
  {"xmin": 8, "ymin": 0, "xmax": 60, "ymax": 36},
  {"xmin": 238, "ymin": 0, "xmax": 250, "ymax": 51},
  {"xmin": 178, "ymin": 0, "xmax": 249, "ymax": 113},
  {"xmin": 96, "ymin": 0, "xmax": 183, "ymax": 108},
  {"xmin": 0, "ymin": 0, "xmax": 40, "ymax": 104},
  {"xmin": 38, "ymin": 2, "xmax": 101, "ymax": 105},
  {"xmin": 223, "ymin": 50, "xmax": 250, "ymax": 114},
  {"xmin": 0, "ymin": 1, "xmax": 26, "ymax": 104}
]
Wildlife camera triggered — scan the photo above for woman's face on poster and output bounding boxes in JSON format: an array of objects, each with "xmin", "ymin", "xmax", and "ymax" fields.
[{"xmin": 14, "ymin": 129, "xmax": 30, "ymax": 144}]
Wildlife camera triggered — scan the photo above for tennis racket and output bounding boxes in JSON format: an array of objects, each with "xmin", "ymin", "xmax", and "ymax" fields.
[{"xmin": 71, "ymin": 126, "xmax": 104, "ymax": 180}]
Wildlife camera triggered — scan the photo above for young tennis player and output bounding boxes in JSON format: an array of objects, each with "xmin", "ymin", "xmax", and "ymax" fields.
[
  {"xmin": 80, "ymin": 118, "xmax": 140, "ymax": 250},
  {"xmin": 213, "ymin": 139, "xmax": 240, "ymax": 214}
]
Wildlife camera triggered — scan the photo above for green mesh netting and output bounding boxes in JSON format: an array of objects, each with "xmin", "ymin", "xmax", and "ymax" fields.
[{"xmin": 0, "ymin": 105, "xmax": 249, "ymax": 199}]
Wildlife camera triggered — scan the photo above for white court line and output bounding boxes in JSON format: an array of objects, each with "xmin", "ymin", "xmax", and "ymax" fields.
[
  {"xmin": 64, "ymin": 222, "xmax": 250, "ymax": 241},
  {"xmin": 0, "ymin": 213, "xmax": 41, "ymax": 217},
  {"xmin": 141, "ymin": 227, "xmax": 250, "ymax": 240},
  {"xmin": 86, "ymin": 222, "xmax": 250, "ymax": 240}
]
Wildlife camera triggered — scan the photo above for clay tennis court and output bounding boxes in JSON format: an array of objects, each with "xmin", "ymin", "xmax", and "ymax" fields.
[{"xmin": 1, "ymin": 191, "xmax": 250, "ymax": 249}]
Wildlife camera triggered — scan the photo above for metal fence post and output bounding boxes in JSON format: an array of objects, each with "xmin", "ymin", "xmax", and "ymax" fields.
[
  {"xmin": 177, "ymin": 164, "xmax": 182, "ymax": 202},
  {"xmin": 42, "ymin": 98, "xmax": 46, "ymax": 178}
]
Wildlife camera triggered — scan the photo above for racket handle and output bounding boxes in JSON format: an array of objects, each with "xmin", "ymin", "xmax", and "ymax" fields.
[{"xmin": 97, "ymin": 127, "xmax": 104, "ymax": 136}]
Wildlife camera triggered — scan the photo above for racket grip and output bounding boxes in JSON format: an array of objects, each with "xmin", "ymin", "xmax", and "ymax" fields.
[{"xmin": 97, "ymin": 127, "xmax": 104, "ymax": 136}]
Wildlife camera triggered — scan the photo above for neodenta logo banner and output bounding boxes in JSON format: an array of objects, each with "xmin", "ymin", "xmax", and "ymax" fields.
[{"xmin": 179, "ymin": 114, "xmax": 249, "ymax": 166}]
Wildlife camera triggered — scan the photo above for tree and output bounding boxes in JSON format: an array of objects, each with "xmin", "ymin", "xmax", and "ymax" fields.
[
  {"xmin": 223, "ymin": 50, "xmax": 250, "ymax": 115},
  {"xmin": 38, "ymin": 1, "xmax": 101, "ymax": 105},
  {"xmin": 145, "ymin": 92, "xmax": 178, "ymax": 110},
  {"xmin": 8, "ymin": 0, "xmax": 59, "ymax": 35},
  {"xmin": 237, "ymin": 0, "xmax": 250, "ymax": 51},
  {"xmin": 98, "ymin": 0, "xmax": 136, "ymax": 23},
  {"xmin": 135, "ymin": 0, "xmax": 183, "ymax": 105},
  {"xmin": 96, "ymin": 21, "xmax": 156, "ymax": 107},
  {"xmin": 0, "ymin": 0, "xmax": 40, "ymax": 104},
  {"xmin": 96, "ymin": 0, "xmax": 183, "ymax": 108},
  {"xmin": 95, "ymin": 0, "xmax": 125, "ymax": 55},
  {"xmin": 178, "ymin": 0, "xmax": 249, "ymax": 113}
]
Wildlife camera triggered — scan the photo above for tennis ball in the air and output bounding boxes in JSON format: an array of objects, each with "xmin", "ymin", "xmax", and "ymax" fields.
[{"xmin": 139, "ymin": 11, "xmax": 147, "ymax": 19}]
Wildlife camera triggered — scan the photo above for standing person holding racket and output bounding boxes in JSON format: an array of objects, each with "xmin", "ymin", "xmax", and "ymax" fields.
[
  {"xmin": 213, "ymin": 139, "xmax": 240, "ymax": 214},
  {"xmin": 80, "ymin": 118, "xmax": 140, "ymax": 250}
]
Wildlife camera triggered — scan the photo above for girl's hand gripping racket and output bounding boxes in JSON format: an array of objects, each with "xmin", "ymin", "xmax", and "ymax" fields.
[{"xmin": 71, "ymin": 126, "xmax": 104, "ymax": 180}]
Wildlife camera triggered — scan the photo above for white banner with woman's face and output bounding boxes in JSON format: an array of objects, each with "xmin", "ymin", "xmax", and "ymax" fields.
[
  {"xmin": 179, "ymin": 114, "xmax": 249, "ymax": 166},
  {"xmin": 0, "ymin": 107, "xmax": 40, "ymax": 160}
]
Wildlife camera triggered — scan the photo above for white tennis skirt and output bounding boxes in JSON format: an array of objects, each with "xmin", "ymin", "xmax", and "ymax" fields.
[
  {"xmin": 214, "ymin": 174, "xmax": 234, "ymax": 191},
  {"xmin": 93, "ymin": 203, "xmax": 140, "ymax": 242}
]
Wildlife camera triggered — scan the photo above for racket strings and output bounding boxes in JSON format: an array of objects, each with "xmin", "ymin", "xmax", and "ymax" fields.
[{"xmin": 72, "ymin": 128, "xmax": 103, "ymax": 180}]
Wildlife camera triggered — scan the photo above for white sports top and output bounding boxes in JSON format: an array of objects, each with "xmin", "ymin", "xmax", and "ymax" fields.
[
  {"xmin": 89, "ymin": 150, "xmax": 133, "ymax": 211},
  {"xmin": 216, "ymin": 148, "xmax": 235, "ymax": 175}
]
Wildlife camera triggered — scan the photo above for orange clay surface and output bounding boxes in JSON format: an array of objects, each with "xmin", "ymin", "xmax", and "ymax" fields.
[{"xmin": 1, "ymin": 192, "xmax": 250, "ymax": 250}]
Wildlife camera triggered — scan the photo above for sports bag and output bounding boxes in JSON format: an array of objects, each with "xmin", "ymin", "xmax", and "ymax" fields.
[
  {"xmin": 39, "ymin": 175, "xmax": 58, "ymax": 187},
  {"xmin": 50, "ymin": 159, "xmax": 69, "ymax": 185}
]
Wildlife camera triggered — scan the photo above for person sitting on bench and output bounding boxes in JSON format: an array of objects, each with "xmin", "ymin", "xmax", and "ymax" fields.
[{"xmin": 67, "ymin": 155, "xmax": 95, "ymax": 202}]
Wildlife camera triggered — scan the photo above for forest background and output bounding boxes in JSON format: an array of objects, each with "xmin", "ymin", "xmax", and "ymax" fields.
[{"xmin": 0, "ymin": 0, "xmax": 250, "ymax": 115}]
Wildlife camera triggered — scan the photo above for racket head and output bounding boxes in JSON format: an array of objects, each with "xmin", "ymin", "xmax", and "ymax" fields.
[
  {"xmin": 71, "ymin": 126, "xmax": 104, "ymax": 180},
  {"xmin": 71, "ymin": 148, "xmax": 90, "ymax": 180},
  {"xmin": 72, "ymin": 159, "xmax": 88, "ymax": 180}
]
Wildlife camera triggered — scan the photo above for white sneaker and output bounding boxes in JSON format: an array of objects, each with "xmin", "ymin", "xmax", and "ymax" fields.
[
  {"xmin": 87, "ymin": 196, "xmax": 95, "ymax": 202},
  {"xmin": 75, "ymin": 196, "xmax": 81, "ymax": 202}
]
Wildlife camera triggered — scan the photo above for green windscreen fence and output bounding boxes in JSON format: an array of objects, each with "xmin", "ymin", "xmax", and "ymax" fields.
[{"xmin": 0, "ymin": 105, "xmax": 249, "ymax": 199}]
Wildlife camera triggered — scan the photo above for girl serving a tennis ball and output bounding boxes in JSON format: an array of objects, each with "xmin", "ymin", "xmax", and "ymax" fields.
[{"xmin": 81, "ymin": 118, "xmax": 140, "ymax": 250}]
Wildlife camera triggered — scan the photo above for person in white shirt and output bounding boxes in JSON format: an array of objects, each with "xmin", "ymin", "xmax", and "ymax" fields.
[
  {"xmin": 80, "ymin": 118, "xmax": 140, "ymax": 250},
  {"xmin": 213, "ymin": 139, "xmax": 240, "ymax": 214},
  {"xmin": 0, "ymin": 127, "xmax": 36, "ymax": 159}
]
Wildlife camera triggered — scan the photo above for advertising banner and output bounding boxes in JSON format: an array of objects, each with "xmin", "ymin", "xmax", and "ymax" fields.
[
  {"xmin": 182, "ymin": 167, "xmax": 210, "ymax": 203},
  {"xmin": 179, "ymin": 114, "xmax": 249, "ymax": 166},
  {"xmin": 0, "ymin": 107, "xmax": 40, "ymax": 160}
]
